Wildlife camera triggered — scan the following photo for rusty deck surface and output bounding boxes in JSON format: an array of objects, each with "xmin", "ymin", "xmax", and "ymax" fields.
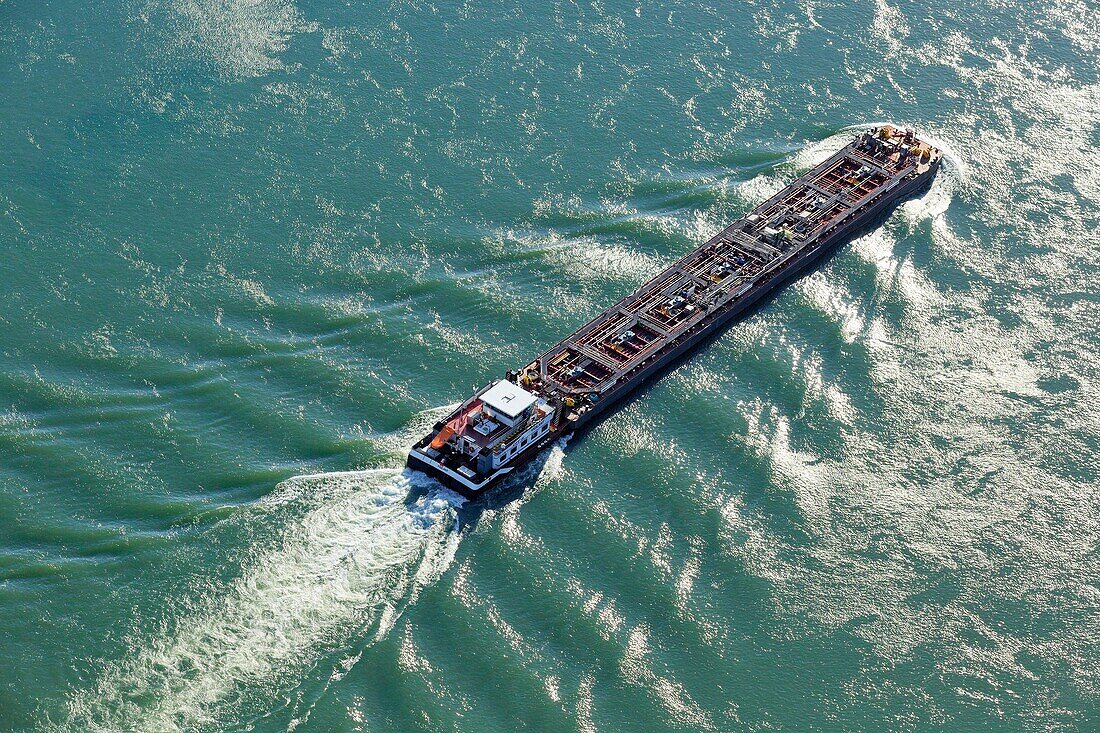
[{"xmin": 519, "ymin": 128, "xmax": 939, "ymax": 401}]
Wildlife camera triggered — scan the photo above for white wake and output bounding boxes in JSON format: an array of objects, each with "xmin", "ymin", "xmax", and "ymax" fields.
[{"xmin": 55, "ymin": 469, "xmax": 462, "ymax": 732}]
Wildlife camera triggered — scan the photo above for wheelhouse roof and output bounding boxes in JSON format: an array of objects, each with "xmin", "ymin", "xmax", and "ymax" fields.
[{"xmin": 480, "ymin": 380, "xmax": 537, "ymax": 419}]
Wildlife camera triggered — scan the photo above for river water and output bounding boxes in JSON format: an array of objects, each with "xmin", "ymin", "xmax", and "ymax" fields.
[{"xmin": 1, "ymin": 1, "xmax": 1097, "ymax": 731}]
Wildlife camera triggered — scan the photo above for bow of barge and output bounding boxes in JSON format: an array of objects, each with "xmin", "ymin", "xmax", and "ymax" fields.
[{"xmin": 408, "ymin": 126, "xmax": 941, "ymax": 497}]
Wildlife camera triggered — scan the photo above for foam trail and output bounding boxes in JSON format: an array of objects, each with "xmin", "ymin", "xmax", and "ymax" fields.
[{"xmin": 56, "ymin": 469, "xmax": 461, "ymax": 733}]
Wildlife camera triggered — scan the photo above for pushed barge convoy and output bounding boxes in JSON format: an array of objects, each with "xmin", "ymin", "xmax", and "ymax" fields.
[{"xmin": 409, "ymin": 127, "xmax": 941, "ymax": 496}]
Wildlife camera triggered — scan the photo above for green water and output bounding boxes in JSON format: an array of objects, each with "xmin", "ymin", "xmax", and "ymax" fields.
[{"xmin": 1, "ymin": 1, "xmax": 1097, "ymax": 731}]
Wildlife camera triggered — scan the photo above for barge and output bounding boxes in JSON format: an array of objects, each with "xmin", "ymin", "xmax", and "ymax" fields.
[{"xmin": 408, "ymin": 126, "xmax": 942, "ymax": 497}]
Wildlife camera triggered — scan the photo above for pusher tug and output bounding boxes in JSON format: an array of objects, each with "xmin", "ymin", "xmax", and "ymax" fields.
[{"xmin": 409, "ymin": 127, "xmax": 942, "ymax": 497}]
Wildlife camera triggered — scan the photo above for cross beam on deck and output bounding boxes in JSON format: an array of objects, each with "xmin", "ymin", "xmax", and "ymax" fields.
[
  {"xmin": 681, "ymin": 270, "xmax": 713, "ymax": 291},
  {"xmin": 845, "ymin": 152, "xmax": 894, "ymax": 178},
  {"xmin": 804, "ymin": 181, "xmax": 846, "ymax": 205},
  {"xmin": 621, "ymin": 307, "xmax": 670, "ymax": 337},
  {"xmin": 729, "ymin": 230, "xmax": 779, "ymax": 258},
  {"xmin": 570, "ymin": 342, "xmax": 620, "ymax": 370}
]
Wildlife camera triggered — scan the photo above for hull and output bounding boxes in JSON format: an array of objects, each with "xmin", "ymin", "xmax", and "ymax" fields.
[{"xmin": 408, "ymin": 128, "xmax": 942, "ymax": 498}]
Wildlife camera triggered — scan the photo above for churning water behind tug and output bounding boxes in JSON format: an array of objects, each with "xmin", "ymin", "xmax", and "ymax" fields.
[{"xmin": 408, "ymin": 127, "xmax": 942, "ymax": 497}]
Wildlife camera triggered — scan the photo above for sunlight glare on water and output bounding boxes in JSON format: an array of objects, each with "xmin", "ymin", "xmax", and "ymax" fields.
[
  {"xmin": 0, "ymin": 0, "xmax": 1096, "ymax": 731},
  {"xmin": 57, "ymin": 470, "xmax": 460, "ymax": 732}
]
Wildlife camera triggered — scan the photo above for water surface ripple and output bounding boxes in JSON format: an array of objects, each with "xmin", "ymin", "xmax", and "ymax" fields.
[{"xmin": 1, "ymin": 1, "xmax": 1097, "ymax": 731}]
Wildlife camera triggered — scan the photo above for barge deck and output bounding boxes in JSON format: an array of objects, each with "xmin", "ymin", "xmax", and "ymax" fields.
[{"xmin": 408, "ymin": 127, "xmax": 942, "ymax": 497}]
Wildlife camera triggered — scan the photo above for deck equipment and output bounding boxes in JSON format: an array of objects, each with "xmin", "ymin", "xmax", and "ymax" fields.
[{"xmin": 408, "ymin": 127, "xmax": 942, "ymax": 496}]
